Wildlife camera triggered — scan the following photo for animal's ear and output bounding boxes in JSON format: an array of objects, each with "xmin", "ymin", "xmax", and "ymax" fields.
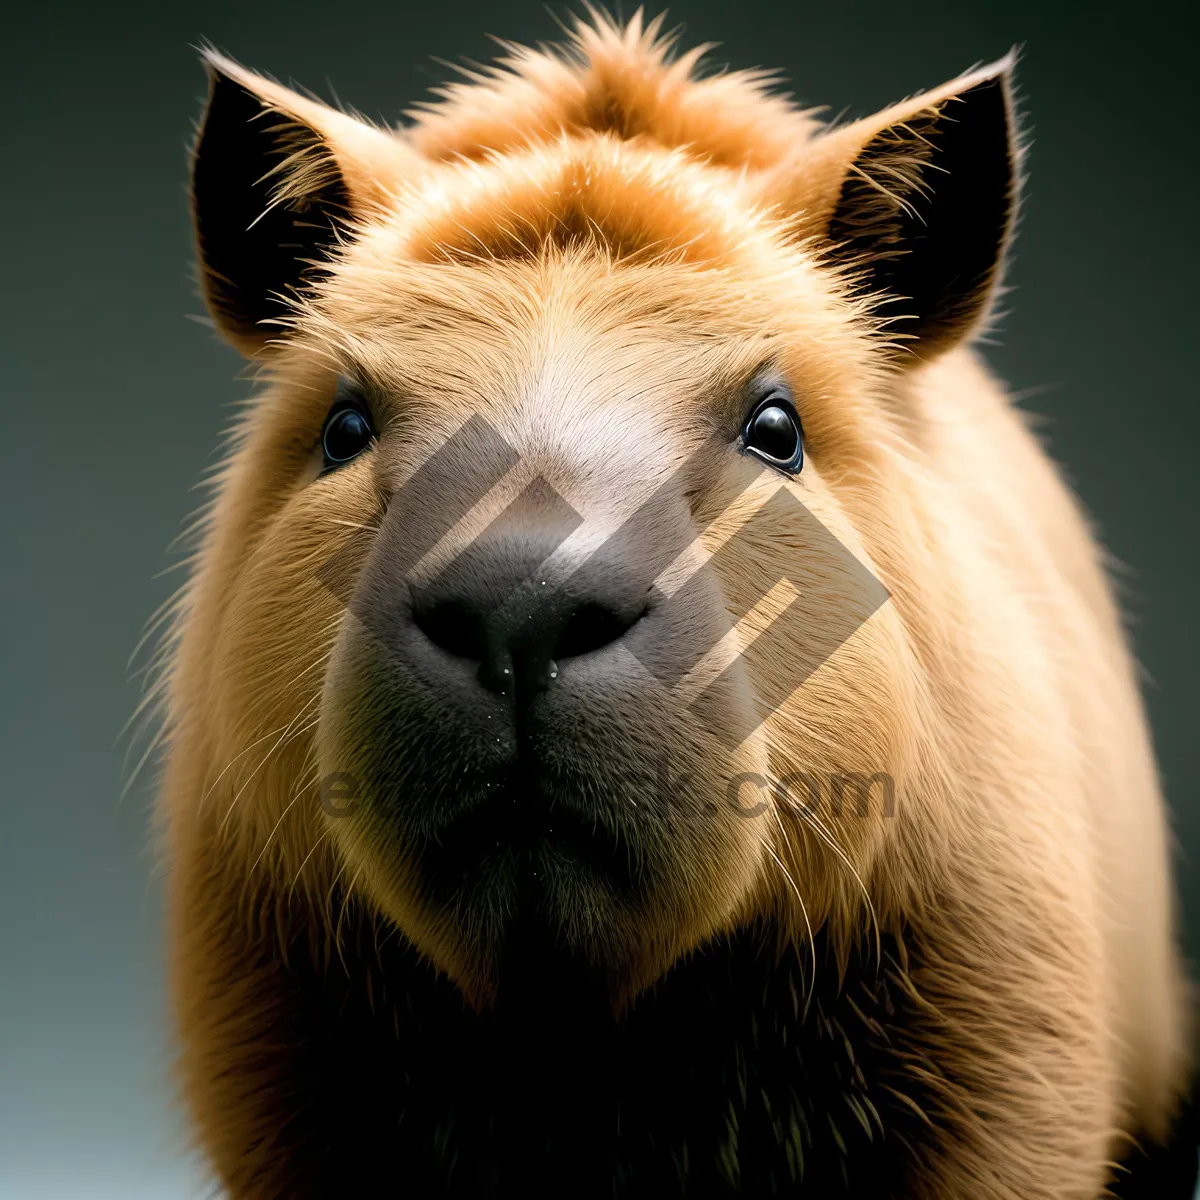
[
  {"xmin": 769, "ymin": 56, "xmax": 1019, "ymax": 361},
  {"xmin": 191, "ymin": 51, "xmax": 420, "ymax": 354}
]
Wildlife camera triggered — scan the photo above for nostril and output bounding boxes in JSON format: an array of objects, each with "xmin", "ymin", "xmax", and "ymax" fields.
[
  {"xmin": 554, "ymin": 600, "xmax": 645, "ymax": 659},
  {"xmin": 412, "ymin": 598, "xmax": 489, "ymax": 661}
]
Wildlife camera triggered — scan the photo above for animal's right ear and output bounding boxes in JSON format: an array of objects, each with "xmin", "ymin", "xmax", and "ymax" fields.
[{"xmin": 191, "ymin": 52, "xmax": 420, "ymax": 355}]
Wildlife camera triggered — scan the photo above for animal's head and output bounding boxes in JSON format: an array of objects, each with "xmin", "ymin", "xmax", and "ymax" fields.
[{"xmin": 172, "ymin": 14, "xmax": 1018, "ymax": 1010}]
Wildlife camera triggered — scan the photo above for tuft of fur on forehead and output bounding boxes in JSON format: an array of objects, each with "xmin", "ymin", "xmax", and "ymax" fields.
[{"xmin": 406, "ymin": 9, "xmax": 819, "ymax": 169}]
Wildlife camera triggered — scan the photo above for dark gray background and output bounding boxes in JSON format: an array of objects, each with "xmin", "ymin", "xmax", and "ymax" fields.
[{"xmin": 3, "ymin": 1, "xmax": 1196, "ymax": 1194}]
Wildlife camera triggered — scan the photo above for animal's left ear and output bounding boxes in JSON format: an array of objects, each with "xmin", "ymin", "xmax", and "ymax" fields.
[{"xmin": 767, "ymin": 55, "xmax": 1019, "ymax": 361}]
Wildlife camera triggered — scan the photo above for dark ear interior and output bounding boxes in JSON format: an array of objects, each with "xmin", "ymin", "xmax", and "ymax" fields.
[
  {"xmin": 827, "ymin": 72, "xmax": 1017, "ymax": 356},
  {"xmin": 191, "ymin": 65, "xmax": 352, "ymax": 349}
]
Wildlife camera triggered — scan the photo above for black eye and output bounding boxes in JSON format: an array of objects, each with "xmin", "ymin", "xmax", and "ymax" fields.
[
  {"xmin": 321, "ymin": 384, "xmax": 375, "ymax": 471},
  {"xmin": 741, "ymin": 394, "xmax": 804, "ymax": 474}
]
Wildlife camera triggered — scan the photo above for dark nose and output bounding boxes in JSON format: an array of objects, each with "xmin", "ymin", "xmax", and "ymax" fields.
[{"xmin": 411, "ymin": 532, "xmax": 648, "ymax": 697}]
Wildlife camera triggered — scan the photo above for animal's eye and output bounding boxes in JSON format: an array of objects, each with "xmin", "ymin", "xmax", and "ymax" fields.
[
  {"xmin": 741, "ymin": 393, "xmax": 804, "ymax": 474},
  {"xmin": 321, "ymin": 383, "xmax": 375, "ymax": 471}
]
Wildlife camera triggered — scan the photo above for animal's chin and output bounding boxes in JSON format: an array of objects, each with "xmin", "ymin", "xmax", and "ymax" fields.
[
  {"xmin": 400, "ymin": 809, "xmax": 659, "ymax": 1012},
  {"xmin": 332, "ymin": 779, "xmax": 686, "ymax": 1012}
]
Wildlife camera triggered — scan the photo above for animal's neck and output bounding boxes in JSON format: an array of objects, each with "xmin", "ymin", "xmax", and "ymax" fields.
[{"xmin": 279, "ymin": 903, "xmax": 925, "ymax": 1197}]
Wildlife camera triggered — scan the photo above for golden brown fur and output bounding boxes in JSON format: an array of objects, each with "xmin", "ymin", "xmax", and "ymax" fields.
[{"xmin": 159, "ymin": 12, "xmax": 1189, "ymax": 1197}]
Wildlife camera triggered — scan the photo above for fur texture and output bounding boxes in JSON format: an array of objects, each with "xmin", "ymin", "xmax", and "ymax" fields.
[{"xmin": 158, "ymin": 12, "xmax": 1190, "ymax": 1197}]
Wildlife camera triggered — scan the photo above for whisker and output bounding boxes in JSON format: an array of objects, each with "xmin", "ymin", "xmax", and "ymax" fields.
[
  {"xmin": 334, "ymin": 864, "xmax": 366, "ymax": 973},
  {"xmin": 290, "ymin": 828, "xmax": 332, "ymax": 897},
  {"xmin": 199, "ymin": 724, "xmax": 293, "ymax": 815},
  {"xmin": 218, "ymin": 696, "xmax": 322, "ymax": 829},
  {"xmin": 789, "ymin": 798, "xmax": 882, "ymax": 970},
  {"xmin": 248, "ymin": 740, "xmax": 323, "ymax": 874},
  {"xmin": 759, "ymin": 837, "xmax": 816, "ymax": 1019}
]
